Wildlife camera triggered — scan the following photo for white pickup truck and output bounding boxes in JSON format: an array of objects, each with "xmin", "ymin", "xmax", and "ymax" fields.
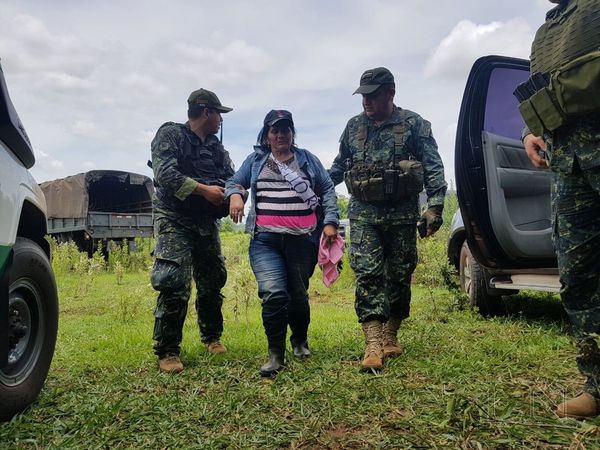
[{"xmin": 0, "ymin": 62, "xmax": 58, "ymax": 420}]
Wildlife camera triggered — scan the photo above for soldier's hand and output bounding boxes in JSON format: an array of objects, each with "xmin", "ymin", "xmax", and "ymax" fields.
[
  {"xmin": 420, "ymin": 205, "xmax": 443, "ymax": 237},
  {"xmin": 196, "ymin": 184, "xmax": 225, "ymax": 206},
  {"xmin": 229, "ymin": 194, "xmax": 245, "ymax": 223},
  {"xmin": 523, "ymin": 134, "xmax": 548, "ymax": 168}
]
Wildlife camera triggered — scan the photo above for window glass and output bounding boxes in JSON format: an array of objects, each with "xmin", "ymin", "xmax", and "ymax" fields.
[{"xmin": 484, "ymin": 67, "xmax": 530, "ymax": 141}]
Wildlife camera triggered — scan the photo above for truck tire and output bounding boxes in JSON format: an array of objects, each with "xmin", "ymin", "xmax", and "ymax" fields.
[
  {"xmin": 0, "ymin": 238, "xmax": 58, "ymax": 421},
  {"xmin": 459, "ymin": 241, "xmax": 502, "ymax": 316}
]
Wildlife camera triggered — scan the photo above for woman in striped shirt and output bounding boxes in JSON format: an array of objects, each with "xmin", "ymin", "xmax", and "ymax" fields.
[{"xmin": 225, "ymin": 110, "xmax": 339, "ymax": 376}]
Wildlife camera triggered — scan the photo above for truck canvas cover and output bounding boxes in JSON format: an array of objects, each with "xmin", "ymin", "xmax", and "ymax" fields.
[{"xmin": 39, "ymin": 170, "xmax": 153, "ymax": 219}]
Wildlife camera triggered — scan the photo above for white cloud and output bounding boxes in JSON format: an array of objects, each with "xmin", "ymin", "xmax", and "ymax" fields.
[
  {"xmin": 155, "ymin": 40, "xmax": 273, "ymax": 86},
  {"xmin": 81, "ymin": 161, "xmax": 95, "ymax": 170},
  {"xmin": 425, "ymin": 18, "xmax": 533, "ymax": 79},
  {"xmin": 1, "ymin": 15, "xmax": 96, "ymax": 79},
  {"xmin": 132, "ymin": 130, "xmax": 157, "ymax": 146},
  {"xmin": 35, "ymin": 72, "xmax": 96, "ymax": 93},
  {"xmin": 121, "ymin": 73, "xmax": 169, "ymax": 97},
  {"xmin": 68, "ymin": 120, "xmax": 103, "ymax": 138},
  {"xmin": 35, "ymin": 149, "xmax": 64, "ymax": 171}
]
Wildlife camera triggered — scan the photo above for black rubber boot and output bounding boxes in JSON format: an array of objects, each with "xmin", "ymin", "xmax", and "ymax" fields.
[
  {"xmin": 260, "ymin": 342, "xmax": 286, "ymax": 377},
  {"xmin": 292, "ymin": 340, "xmax": 311, "ymax": 358}
]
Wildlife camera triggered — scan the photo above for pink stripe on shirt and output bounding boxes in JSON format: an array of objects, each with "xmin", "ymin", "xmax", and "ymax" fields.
[{"xmin": 256, "ymin": 213, "xmax": 317, "ymax": 229}]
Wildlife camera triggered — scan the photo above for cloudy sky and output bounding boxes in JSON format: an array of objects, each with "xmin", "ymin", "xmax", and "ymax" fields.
[{"xmin": 1, "ymin": 0, "xmax": 553, "ymax": 189}]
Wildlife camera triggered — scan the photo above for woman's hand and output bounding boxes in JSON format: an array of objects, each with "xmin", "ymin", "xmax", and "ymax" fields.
[
  {"xmin": 229, "ymin": 194, "xmax": 245, "ymax": 223},
  {"xmin": 321, "ymin": 224, "xmax": 338, "ymax": 247}
]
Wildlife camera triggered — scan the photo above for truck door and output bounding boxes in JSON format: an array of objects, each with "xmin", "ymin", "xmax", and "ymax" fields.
[{"xmin": 455, "ymin": 56, "xmax": 556, "ymax": 270}]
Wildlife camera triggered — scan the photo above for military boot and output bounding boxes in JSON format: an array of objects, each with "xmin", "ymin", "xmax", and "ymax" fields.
[
  {"xmin": 361, "ymin": 320, "xmax": 384, "ymax": 371},
  {"xmin": 260, "ymin": 341, "xmax": 286, "ymax": 377},
  {"xmin": 556, "ymin": 393, "xmax": 599, "ymax": 419},
  {"xmin": 382, "ymin": 316, "xmax": 403, "ymax": 359},
  {"xmin": 206, "ymin": 340, "xmax": 227, "ymax": 354},
  {"xmin": 159, "ymin": 355, "xmax": 184, "ymax": 374}
]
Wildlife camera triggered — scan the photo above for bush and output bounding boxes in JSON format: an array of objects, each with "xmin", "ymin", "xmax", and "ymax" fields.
[
  {"xmin": 48, "ymin": 237, "xmax": 88, "ymax": 276},
  {"xmin": 413, "ymin": 192, "xmax": 468, "ymax": 309},
  {"xmin": 107, "ymin": 239, "xmax": 152, "ymax": 273}
]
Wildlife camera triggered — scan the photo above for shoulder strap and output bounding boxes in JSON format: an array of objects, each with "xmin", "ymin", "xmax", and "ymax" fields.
[
  {"xmin": 354, "ymin": 122, "xmax": 368, "ymax": 162},
  {"xmin": 269, "ymin": 154, "xmax": 319, "ymax": 211}
]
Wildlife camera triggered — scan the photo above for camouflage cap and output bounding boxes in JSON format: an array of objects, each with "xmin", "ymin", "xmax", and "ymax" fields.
[
  {"xmin": 187, "ymin": 88, "xmax": 233, "ymax": 113},
  {"xmin": 263, "ymin": 109, "xmax": 294, "ymax": 127},
  {"xmin": 353, "ymin": 67, "xmax": 395, "ymax": 95}
]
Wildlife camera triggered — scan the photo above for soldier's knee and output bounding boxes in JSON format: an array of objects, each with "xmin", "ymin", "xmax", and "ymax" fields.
[{"xmin": 151, "ymin": 258, "xmax": 187, "ymax": 292}]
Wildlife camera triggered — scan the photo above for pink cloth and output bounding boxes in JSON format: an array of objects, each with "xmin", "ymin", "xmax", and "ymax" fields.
[{"xmin": 318, "ymin": 233, "xmax": 345, "ymax": 287}]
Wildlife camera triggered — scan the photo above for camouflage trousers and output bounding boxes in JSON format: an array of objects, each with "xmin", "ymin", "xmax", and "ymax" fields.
[
  {"xmin": 150, "ymin": 218, "xmax": 227, "ymax": 357},
  {"xmin": 349, "ymin": 220, "xmax": 417, "ymax": 323},
  {"xmin": 552, "ymin": 163, "xmax": 600, "ymax": 398}
]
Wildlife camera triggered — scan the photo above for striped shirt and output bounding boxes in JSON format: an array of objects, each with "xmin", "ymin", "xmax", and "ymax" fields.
[{"xmin": 255, "ymin": 156, "xmax": 317, "ymax": 235}]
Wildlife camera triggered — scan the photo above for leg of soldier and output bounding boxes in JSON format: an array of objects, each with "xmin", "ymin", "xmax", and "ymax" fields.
[
  {"xmin": 150, "ymin": 219, "xmax": 193, "ymax": 359},
  {"xmin": 192, "ymin": 225, "xmax": 227, "ymax": 349},
  {"xmin": 249, "ymin": 232, "xmax": 288, "ymax": 375},
  {"xmin": 285, "ymin": 234, "xmax": 319, "ymax": 357},
  {"xmin": 349, "ymin": 219, "xmax": 388, "ymax": 322},
  {"xmin": 553, "ymin": 164, "xmax": 600, "ymax": 417},
  {"xmin": 384, "ymin": 223, "xmax": 418, "ymax": 320},
  {"xmin": 382, "ymin": 223, "xmax": 418, "ymax": 358},
  {"xmin": 349, "ymin": 219, "xmax": 386, "ymax": 370}
]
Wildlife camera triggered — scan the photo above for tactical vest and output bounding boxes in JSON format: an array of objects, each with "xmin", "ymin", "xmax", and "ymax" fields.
[
  {"xmin": 531, "ymin": 0, "xmax": 600, "ymax": 74},
  {"xmin": 155, "ymin": 122, "xmax": 233, "ymax": 218},
  {"xmin": 518, "ymin": 1, "xmax": 600, "ymax": 136},
  {"xmin": 344, "ymin": 115, "xmax": 424, "ymax": 203}
]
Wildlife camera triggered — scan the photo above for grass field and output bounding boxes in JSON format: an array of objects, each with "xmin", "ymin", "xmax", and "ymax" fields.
[{"xmin": 1, "ymin": 231, "xmax": 600, "ymax": 449}]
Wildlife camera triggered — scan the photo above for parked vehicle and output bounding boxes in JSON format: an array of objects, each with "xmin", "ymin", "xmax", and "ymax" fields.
[
  {"xmin": 0, "ymin": 62, "xmax": 58, "ymax": 420},
  {"xmin": 448, "ymin": 55, "xmax": 560, "ymax": 315},
  {"xmin": 40, "ymin": 170, "xmax": 154, "ymax": 255}
]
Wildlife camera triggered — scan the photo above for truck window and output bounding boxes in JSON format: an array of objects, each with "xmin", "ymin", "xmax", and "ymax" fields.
[{"xmin": 483, "ymin": 68, "xmax": 530, "ymax": 141}]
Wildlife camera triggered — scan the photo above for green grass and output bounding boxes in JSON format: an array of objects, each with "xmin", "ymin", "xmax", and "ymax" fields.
[{"xmin": 2, "ymin": 228, "xmax": 600, "ymax": 448}]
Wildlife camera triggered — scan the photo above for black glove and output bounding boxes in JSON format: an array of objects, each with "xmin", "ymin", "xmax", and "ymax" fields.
[{"xmin": 419, "ymin": 205, "xmax": 443, "ymax": 236}]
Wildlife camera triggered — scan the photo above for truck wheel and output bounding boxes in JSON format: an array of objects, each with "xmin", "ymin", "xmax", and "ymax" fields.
[
  {"xmin": 459, "ymin": 241, "xmax": 501, "ymax": 316},
  {"xmin": 0, "ymin": 238, "xmax": 58, "ymax": 421}
]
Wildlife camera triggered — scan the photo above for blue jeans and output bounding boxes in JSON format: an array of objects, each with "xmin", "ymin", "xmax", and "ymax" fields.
[{"xmin": 249, "ymin": 232, "xmax": 318, "ymax": 344}]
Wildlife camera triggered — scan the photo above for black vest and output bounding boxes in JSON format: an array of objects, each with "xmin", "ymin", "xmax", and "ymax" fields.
[{"xmin": 155, "ymin": 122, "xmax": 234, "ymax": 218}]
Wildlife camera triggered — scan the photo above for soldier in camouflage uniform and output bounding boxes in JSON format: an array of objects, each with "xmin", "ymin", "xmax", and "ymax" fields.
[
  {"xmin": 329, "ymin": 68, "xmax": 447, "ymax": 371},
  {"xmin": 520, "ymin": 0, "xmax": 600, "ymax": 418},
  {"xmin": 150, "ymin": 89, "xmax": 235, "ymax": 373}
]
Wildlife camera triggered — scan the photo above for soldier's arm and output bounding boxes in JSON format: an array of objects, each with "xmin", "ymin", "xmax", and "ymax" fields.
[
  {"xmin": 151, "ymin": 127, "xmax": 197, "ymax": 201},
  {"xmin": 328, "ymin": 127, "xmax": 351, "ymax": 186},
  {"xmin": 151, "ymin": 126, "xmax": 198, "ymax": 200},
  {"xmin": 416, "ymin": 120, "xmax": 447, "ymax": 209}
]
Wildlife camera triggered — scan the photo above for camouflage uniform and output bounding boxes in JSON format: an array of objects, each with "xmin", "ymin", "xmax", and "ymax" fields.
[
  {"xmin": 150, "ymin": 122, "xmax": 234, "ymax": 357},
  {"xmin": 330, "ymin": 107, "xmax": 447, "ymax": 322},
  {"xmin": 529, "ymin": 0, "xmax": 600, "ymax": 398}
]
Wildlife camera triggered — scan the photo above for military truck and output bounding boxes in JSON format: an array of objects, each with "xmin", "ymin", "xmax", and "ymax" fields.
[
  {"xmin": 0, "ymin": 62, "xmax": 58, "ymax": 420},
  {"xmin": 40, "ymin": 170, "xmax": 154, "ymax": 255}
]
